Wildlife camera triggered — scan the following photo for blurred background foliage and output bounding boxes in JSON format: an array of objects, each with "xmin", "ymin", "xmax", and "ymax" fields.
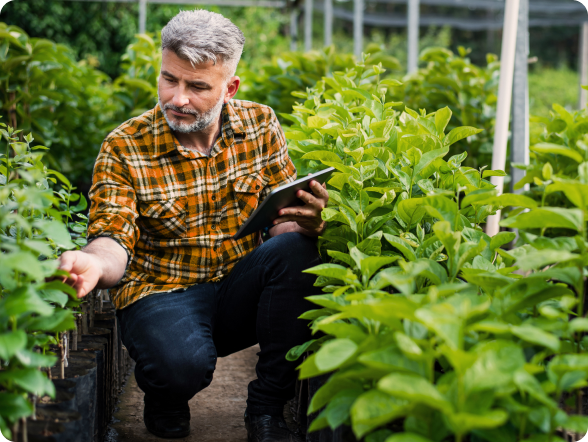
[{"xmin": 0, "ymin": 0, "xmax": 585, "ymax": 189}]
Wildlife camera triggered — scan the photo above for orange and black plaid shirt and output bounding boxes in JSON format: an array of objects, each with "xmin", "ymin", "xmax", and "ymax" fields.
[{"xmin": 87, "ymin": 100, "xmax": 297, "ymax": 310}]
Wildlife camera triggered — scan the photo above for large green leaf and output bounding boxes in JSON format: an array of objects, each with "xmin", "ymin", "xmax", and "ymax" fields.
[
  {"xmin": 351, "ymin": 390, "xmax": 411, "ymax": 438},
  {"xmin": 500, "ymin": 207, "xmax": 583, "ymax": 231},
  {"xmin": 308, "ymin": 379, "xmax": 363, "ymax": 414},
  {"xmin": 0, "ymin": 392, "xmax": 34, "ymax": 422},
  {"xmin": 444, "ymin": 127, "xmax": 483, "ymax": 147},
  {"xmin": 360, "ymin": 256, "xmax": 399, "ymax": 281},
  {"xmin": 0, "ymin": 368, "xmax": 55, "ymax": 397},
  {"xmin": 359, "ymin": 346, "xmax": 426, "ymax": 375},
  {"xmin": 0, "ymin": 330, "xmax": 27, "ymax": 360},
  {"xmin": 422, "ymin": 197, "xmax": 459, "ymax": 229},
  {"xmin": 1, "ymin": 286, "xmax": 53, "ymax": 317},
  {"xmin": 530, "ymin": 142, "xmax": 584, "ymax": 163},
  {"xmin": 515, "ymin": 249, "xmax": 579, "ymax": 271},
  {"xmin": 324, "ymin": 389, "xmax": 363, "ymax": 429},
  {"xmin": 397, "ymin": 198, "xmax": 426, "ymax": 228},
  {"xmin": 315, "ymin": 338, "xmax": 358, "ymax": 372},
  {"xmin": 510, "ymin": 325, "xmax": 560, "ymax": 351},
  {"xmin": 434, "ymin": 107, "xmax": 452, "ymax": 136},
  {"xmin": 474, "ymin": 194, "xmax": 538, "ymax": 209},
  {"xmin": 302, "ymin": 151, "xmax": 343, "ymax": 164},
  {"xmin": 383, "ymin": 234, "xmax": 417, "ymax": 261},
  {"xmin": 378, "ymin": 373, "xmax": 452, "ymax": 412},
  {"xmin": 304, "ymin": 264, "xmax": 358, "ymax": 284},
  {"xmin": 444, "ymin": 410, "xmax": 508, "ymax": 434},
  {"xmin": 463, "ymin": 340, "xmax": 526, "ymax": 394},
  {"xmin": 340, "ymin": 298, "xmax": 418, "ymax": 324}
]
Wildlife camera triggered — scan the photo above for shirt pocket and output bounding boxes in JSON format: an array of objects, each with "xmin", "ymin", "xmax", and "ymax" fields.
[
  {"xmin": 233, "ymin": 171, "xmax": 270, "ymax": 226},
  {"xmin": 138, "ymin": 197, "xmax": 188, "ymax": 238}
]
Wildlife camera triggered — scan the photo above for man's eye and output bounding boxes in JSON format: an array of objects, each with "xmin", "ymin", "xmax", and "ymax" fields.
[{"xmin": 165, "ymin": 77, "xmax": 175, "ymax": 83}]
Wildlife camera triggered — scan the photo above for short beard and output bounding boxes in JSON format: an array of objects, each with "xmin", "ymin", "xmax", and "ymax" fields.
[{"xmin": 159, "ymin": 92, "xmax": 225, "ymax": 134}]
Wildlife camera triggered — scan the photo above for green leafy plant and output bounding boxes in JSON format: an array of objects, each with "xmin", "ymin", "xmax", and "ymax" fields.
[
  {"xmin": 0, "ymin": 121, "xmax": 86, "ymax": 439},
  {"xmin": 285, "ymin": 62, "xmax": 588, "ymax": 442},
  {"xmin": 113, "ymin": 32, "xmax": 161, "ymax": 118},
  {"xmin": 0, "ymin": 23, "xmax": 122, "ymax": 183},
  {"xmin": 237, "ymin": 44, "xmax": 402, "ymax": 121},
  {"xmin": 393, "ymin": 47, "xmax": 500, "ymax": 170}
]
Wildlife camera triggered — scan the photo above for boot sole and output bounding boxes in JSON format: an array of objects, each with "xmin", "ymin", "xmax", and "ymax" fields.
[{"xmin": 145, "ymin": 423, "xmax": 190, "ymax": 439}]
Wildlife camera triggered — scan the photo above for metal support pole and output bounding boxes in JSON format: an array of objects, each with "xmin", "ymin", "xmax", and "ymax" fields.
[
  {"xmin": 354, "ymin": 0, "xmax": 363, "ymax": 59},
  {"xmin": 579, "ymin": 22, "xmax": 588, "ymax": 109},
  {"xmin": 139, "ymin": 0, "xmax": 147, "ymax": 33},
  {"xmin": 407, "ymin": 0, "xmax": 420, "ymax": 73},
  {"xmin": 510, "ymin": 0, "xmax": 529, "ymax": 194},
  {"xmin": 305, "ymin": 0, "xmax": 313, "ymax": 52},
  {"xmin": 290, "ymin": 7, "xmax": 299, "ymax": 51},
  {"xmin": 324, "ymin": 0, "xmax": 333, "ymax": 47},
  {"xmin": 486, "ymin": 0, "xmax": 521, "ymax": 236}
]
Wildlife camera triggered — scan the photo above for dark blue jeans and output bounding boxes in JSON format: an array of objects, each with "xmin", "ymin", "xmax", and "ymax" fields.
[{"xmin": 116, "ymin": 232, "xmax": 321, "ymax": 416}]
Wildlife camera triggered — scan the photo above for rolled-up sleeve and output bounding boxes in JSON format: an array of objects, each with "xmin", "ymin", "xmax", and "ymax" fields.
[
  {"xmin": 263, "ymin": 110, "xmax": 297, "ymax": 199},
  {"xmin": 87, "ymin": 139, "xmax": 139, "ymax": 262}
]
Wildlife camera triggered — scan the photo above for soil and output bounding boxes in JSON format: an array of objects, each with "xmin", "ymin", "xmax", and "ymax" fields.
[{"xmin": 107, "ymin": 345, "xmax": 264, "ymax": 442}]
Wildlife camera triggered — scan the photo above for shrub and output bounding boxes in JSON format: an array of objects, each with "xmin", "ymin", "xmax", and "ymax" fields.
[
  {"xmin": 0, "ymin": 23, "xmax": 121, "ymax": 183},
  {"xmin": 394, "ymin": 47, "xmax": 500, "ymax": 170},
  {"xmin": 285, "ymin": 62, "xmax": 588, "ymax": 441},
  {"xmin": 237, "ymin": 44, "xmax": 402, "ymax": 120},
  {"xmin": 0, "ymin": 122, "xmax": 86, "ymax": 438}
]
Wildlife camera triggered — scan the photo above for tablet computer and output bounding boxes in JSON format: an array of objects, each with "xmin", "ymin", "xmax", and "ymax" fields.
[{"xmin": 233, "ymin": 167, "xmax": 335, "ymax": 240}]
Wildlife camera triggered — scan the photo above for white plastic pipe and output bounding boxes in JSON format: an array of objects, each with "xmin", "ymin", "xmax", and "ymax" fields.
[
  {"xmin": 579, "ymin": 22, "xmax": 588, "ymax": 109},
  {"xmin": 354, "ymin": 0, "xmax": 364, "ymax": 59},
  {"xmin": 486, "ymin": 0, "xmax": 521, "ymax": 237},
  {"xmin": 139, "ymin": 0, "xmax": 147, "ymax": 33},
  {"xmin": 407, "ymin": 0, "xmax": 420, "ymax": 73},
  {"xmin": 325, "ymin": 0, "xmax": 333, "ymax": 46}
]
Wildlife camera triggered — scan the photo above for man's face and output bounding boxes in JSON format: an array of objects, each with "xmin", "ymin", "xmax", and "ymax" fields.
[{"xmin": 158, "ymin": 49, "xmax": 239, "ymax": 133}]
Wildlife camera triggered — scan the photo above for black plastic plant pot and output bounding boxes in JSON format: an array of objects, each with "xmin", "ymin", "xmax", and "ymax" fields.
[
  {"xmin": 38, "ymin": 380, "xmax": 77, "ymax": 413},
  {"xmin": 27, "ymin": 409, "xmax": 82, "ymax": 442},
  {"xmin": 77, "ymin": 335, "xmax": 108, "ymax": 441},
  {"xmin": 50, "ymin": 356, "xmax": 97, "ymax": 442}
]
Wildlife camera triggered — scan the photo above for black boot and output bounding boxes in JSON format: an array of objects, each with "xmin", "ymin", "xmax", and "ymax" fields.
[
  {"xmin": 244, "ymin": 412, "xmax": 304, "ymax": 442},
  {"xmin": 143, "ymin": 395, "xmax": 191, "ymax": 438}
]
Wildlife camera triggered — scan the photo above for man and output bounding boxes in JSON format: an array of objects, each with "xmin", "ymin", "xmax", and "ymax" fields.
[{"xmin": 58, "ymin": 10, "xmax": 328, "ymax": 442}]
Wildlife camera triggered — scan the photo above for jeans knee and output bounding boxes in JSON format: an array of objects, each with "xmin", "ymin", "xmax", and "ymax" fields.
[
  {"xmin": 268, "ymin": 232, "xmax": 321, "ymax": 270},
  {"xmin": 140, "ymin": 342, "xmax": 217, "ymax": 402}
]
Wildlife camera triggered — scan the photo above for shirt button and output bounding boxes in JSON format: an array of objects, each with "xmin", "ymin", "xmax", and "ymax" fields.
[
  {"xmin": 255, "ymin": 185, "xmax": 260, "ymax": 190},
  {"xmin": 212, "ymin": 195, "xmax": 216, "ymax": 201},
  {"xmin": 211, "ymin": 224, "xmax": 216, "ymax": 230}
]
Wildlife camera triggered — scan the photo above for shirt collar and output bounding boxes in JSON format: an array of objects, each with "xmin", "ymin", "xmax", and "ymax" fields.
[{"xmin": 152, "ymin": 101, "xmax": 244, "ymax": 159}]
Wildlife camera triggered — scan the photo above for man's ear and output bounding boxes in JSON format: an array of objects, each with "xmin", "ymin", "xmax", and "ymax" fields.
[{"xmin": 224, "ymin": 76, "xmax": 240, "ymax": 103}]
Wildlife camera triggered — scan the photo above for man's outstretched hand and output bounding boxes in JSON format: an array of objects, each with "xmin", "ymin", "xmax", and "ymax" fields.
[
  {"xmin": 272, "ymin": 179, "xmax": 329, "ymax": 237},
  {"xmin": 58, "ymin": 251, "xmax": 103, "ymax": 298},
  {"xmin": 57, "ymin": 237, "xmax": 128, "ymax": 298}
]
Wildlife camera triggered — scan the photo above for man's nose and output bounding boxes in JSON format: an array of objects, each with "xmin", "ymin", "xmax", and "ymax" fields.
[{"xmin": 172, "ymin": 88, "xmax": 190, "ymax": 108}]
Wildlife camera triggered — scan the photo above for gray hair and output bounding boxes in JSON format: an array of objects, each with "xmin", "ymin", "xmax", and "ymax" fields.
[{"xmin": 161, "ymin": 10, "xmax": 245, "ymax": 77}]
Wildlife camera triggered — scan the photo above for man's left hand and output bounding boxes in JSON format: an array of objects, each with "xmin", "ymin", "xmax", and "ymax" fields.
[{"xmin": 272, "ymin": 180, "xmax": 329, "ymax": 237}]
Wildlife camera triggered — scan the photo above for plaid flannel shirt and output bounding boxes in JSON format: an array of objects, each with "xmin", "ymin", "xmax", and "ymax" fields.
[{"xmin": 87, "ymin": 100, "xmax": 297, "ymax": 310}]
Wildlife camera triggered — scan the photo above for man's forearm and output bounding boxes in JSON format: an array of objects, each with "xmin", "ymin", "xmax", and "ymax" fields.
[{"xmin": 83, "ymin": 237, "xmax": 128, "ymax": 288}]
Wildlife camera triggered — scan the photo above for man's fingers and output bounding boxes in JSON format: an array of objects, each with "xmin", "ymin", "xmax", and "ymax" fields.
[
  {"xmin": 273, "ymin": 214, "xmax": 316, "ymax": 225},
  {"xmin": 277, "ymin": 206, "xmax": 316, "ymax": 219},
  {"xmin": 58, "ymin": 251, "xmax": 76, "ymax": 272},
  {"xmin": 73, "ymin": 275, "xmax": 87, "ymax": 298},
  {"xmin": 310, "ymin": 180, "xmax": 329, "ymax": 201},
  {"xmin": 295, "ymin": 189, "xmax": 320, "ymax": 208}
]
